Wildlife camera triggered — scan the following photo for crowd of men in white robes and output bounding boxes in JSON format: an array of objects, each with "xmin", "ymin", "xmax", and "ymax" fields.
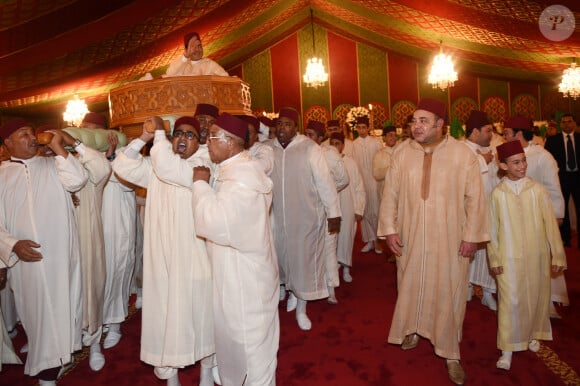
[
  {"xmin": 0, "ymin": 91, "xmax": 575, "ymax": 386},
  {"xmin": 0, "ymin": 112, "xmax": 142, "ymax": 385}
]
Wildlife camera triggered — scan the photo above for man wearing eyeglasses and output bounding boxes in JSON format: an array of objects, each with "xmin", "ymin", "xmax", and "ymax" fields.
[
  {"xmin": 113, "ymin": 116, "xmax": 219, "ymax": 386},
  {"xmin": 192, "ymin": 113, "xmax": 279, "ymax": 386}
]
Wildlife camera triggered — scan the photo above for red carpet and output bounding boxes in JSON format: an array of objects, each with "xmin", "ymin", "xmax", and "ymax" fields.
[{"xmin": 3, "ymin": 232, "xmax": 580, "ymax": 385}]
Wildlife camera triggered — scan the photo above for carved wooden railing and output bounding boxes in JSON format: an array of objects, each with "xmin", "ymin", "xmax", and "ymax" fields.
[{"xmin": 109, "ymin": 76, "xmax": 251, "ymax": 138}]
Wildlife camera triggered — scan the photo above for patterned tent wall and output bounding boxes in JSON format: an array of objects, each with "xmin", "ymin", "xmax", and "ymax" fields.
[
  {"xmin": 451, "ymin": 97, "xmax": 478, "ymax": 124},
  {"xmin": 483, "ymin": 96, "xmax": 508, "ymax": 124},
  {"xmin": 541, "ymin": 90, "xmax": 571, "ymax": 122},
  {"xmin": 303, "ymin": 105, "xmax": 330, "ymax": 130},
  {"xmin": 512, "ymin": 94, "xmax": 538, "ymax": 120},
  {"xmin": 240, "ymin": 24, "xmax": 577, "ymax": 128}
]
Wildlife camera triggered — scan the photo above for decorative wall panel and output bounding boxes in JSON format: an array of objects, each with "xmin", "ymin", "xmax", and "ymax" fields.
[
  {"xmin": 333, "ymin": 103, "xmax": 354, "ymax": 134},
  {"xmin": 270, "ymin": 34, "xmax": 301, "ymax": 113},
  {"xmin": 358, "ymin": 43, "xmax": 388, "ymax": 108},
  {"xmin": 541, "ymin": 91, "xmax": 570, "ymax": 120},
  {"xmin": 512, "ymin": 93, "xmax": 538, "ymax": 119},
  {"xmin": 452, "ymin": 97, "xmax": 478, "ymax": 123},
  {"xmin": 388, "ymin": 53, "xmax": 418, "ymax": 104},
  {"xmin": 303, "ymin": 105, "xmax": 331, "ymax": 129},
  {"xmin": 392, "ymin": 100, "xmax": 416, "ymax": 128},
  {"xmin": 328, "ymin": 32, "xmax": 358, "ymax": 109},
  {"xmin": 369, "ymin": 102, "xmax": 389, "ymax": 129},
  {"xmin": 244, "ymin": 50, "xmax": 273, "ymax": 112},
  {"xmin": 482, "ymin": 96, "xmax": 508, "ymax": 123}
]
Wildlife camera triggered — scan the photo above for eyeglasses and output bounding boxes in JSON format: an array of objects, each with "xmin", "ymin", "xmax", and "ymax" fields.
[
  {"xmin": 173, "ymin": 130, "xmax": 198, "ymax": 140},
  {"xmin": 207, "ymin": 134, "xmax": 232, "ymax": 142}
]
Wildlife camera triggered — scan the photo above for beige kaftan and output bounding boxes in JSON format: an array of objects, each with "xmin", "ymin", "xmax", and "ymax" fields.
[
  {"xmin": 372, "ymin": 145, "xmax": 394, "ymax": 202},
  {"xmin": 75, "ymin": 145, "xmax": 111, "ymax": 335},
  {"xmin": 377, "ymin": 136, "xmax": 489, "ymax": 359},
  {"xmin": 113, "ymin": 134, "xmax": 214, "ymax": 367},
  {"xmin": 488, "ymin": 177, "xmax": 567, "ymax": 352}
]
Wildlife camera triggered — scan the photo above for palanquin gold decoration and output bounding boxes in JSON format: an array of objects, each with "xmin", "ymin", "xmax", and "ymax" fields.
[{"xmin": 109, "ymin": 76, "xmax": 251, "ymax": 138}]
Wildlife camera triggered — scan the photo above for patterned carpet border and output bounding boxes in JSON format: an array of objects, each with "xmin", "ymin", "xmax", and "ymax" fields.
[
  {"xmin": 537, "ymin": 344, "xmax": 580, "ymax": 386},
  {"xmin": 59, "ymin": 299, "xmax": 140, "ymax": 380}
]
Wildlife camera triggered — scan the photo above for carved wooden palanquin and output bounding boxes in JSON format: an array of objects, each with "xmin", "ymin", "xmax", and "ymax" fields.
[{"xmin": 109, "ymin": 76, "xmax": 251, "ymax": 138}]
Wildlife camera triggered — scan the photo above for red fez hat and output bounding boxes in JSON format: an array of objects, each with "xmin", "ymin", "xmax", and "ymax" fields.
[
  {"xmin": 0, "ymin": 118, "xmax": 31, "ymax": 140},
  {"xmin": 278, "ymin": 107, "xmax": 299, "ymax": 125},
  {"xmin": 239, "ymin": 115, "xmax": 260, "ymax": 130},
  {"xmin": 215, "ymin": 113, "xmax": 248, "ymax": 140},
  {"xmin": 356, "ymin": 116, "xmax": 369, "ymax": 126},
  {"xmin": 330, "ymin": 132, "xmax": 345, "ymax": 143},
  {"xmin": 307, "ymin": 120, "xmax": 325, "ymax": 136},
  {"xmin": 497, "ymin": 140, "xmax": 524, "ymax": 161},
  {"xmin": 259, "ymin": 116, "xmax": 275, "ymax": 127},
  {"xmin": 416, "ymin": 98, "xmax": 447, "ymax": 119},
  {"xmin": 327, "ymin": 119, "xmax": 340, "ymax": 128},
  {"xmin": 174, "ymin": 116, "xmax": 200, "ymax": 135},
  {"xmin": 382, "ymin": 125, "xmax": 396, "ymax": 135},
  {"xmin": 466, "ymin": 110, "xmax": 490, "ymax": 132},
  {"xmin": 35, "ymin": 124, "xmax": 57, "ymax": 135},
  {"xmin": 82, "ymin": 112, "xmax": 107, "ymax": 128},
  {"xmin": 194, "ymin": 103, "xmax": 219, "ymax": 119},
  {"xmin": 505, "ymin": 116, "xmax": 532, "ymax": 131},
  {"xmin": 183, "ymin": 32, "xmax": 200, "ymax": 48}
]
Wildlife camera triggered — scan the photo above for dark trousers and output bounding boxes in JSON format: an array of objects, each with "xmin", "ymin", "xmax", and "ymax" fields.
[
  {"xmin": 559, "ymin": 171, "xmax": 580, "ymax": 245},
  {"xmin": 38, "ymin": 366, "xmax": 60, "ymax": 381}
]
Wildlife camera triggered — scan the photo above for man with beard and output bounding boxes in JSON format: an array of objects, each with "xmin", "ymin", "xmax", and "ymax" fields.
[
  {"xmin": 194, "ymin": 103, "xmax": 219, "ymax": 146},
  {"xmin": 192, "ymin": 113, "xmax": 279, "ymax": 385},
  {"xmin": 265, "ymin": 108, "xmax": 341, "ymax": 330},
  {"xmin": 38, "ymin": 125, "xmax": 111, "ymax": 371},
  {"xmin": 0, "ymin": 118, "xmax": 88, "ymax": 385},
  {"xmin": 165, "ymin": 32, "xmax": 228, "ymax": 77},
  {"xmin": 378, "ymin": 99, "xmax": 488, "ymax": 385},
  {"xmin": 113, "ymin": 116, "xmax": 218, "ymax": 386}
]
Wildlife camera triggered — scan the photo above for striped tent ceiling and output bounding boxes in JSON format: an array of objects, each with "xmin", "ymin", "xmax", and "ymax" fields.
[{"xmin": 1, "ymin": 0, "xmax": 579, "ymax": 117}]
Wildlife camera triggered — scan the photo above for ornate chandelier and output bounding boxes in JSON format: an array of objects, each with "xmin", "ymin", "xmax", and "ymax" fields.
[
  {"xmin": 559, "ymin": 60, "xmax": 580, "ymax": 100},
  {"xmin": 303, "ymin": 8, "xmax": 328, "ymax": 88},
  {"xmin": 63, "ymin": 94, "xmax": 89, "ymax": 127},
  {"xmin": 427, "ymin": 41, "xmax": 457, "ymax": 91}
]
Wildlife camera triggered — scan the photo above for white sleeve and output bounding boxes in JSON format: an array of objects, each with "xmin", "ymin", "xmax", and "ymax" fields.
[{"xmin": 54, "ymin": 153, "xmax": 89, "ymax": 192}]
